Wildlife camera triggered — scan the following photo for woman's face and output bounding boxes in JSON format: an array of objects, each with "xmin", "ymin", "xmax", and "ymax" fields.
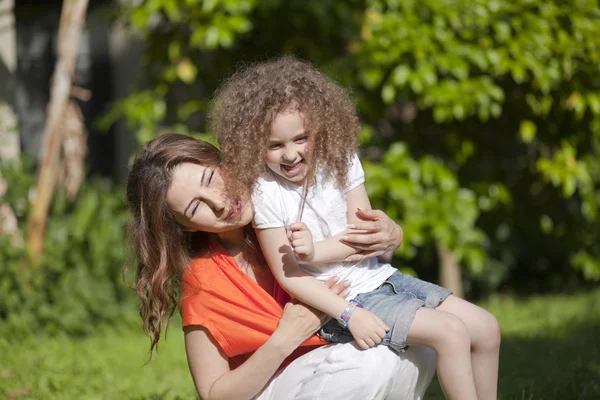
[{"xmin": 166, "ymin": 162, "xmax": 254, "ymax": 233}]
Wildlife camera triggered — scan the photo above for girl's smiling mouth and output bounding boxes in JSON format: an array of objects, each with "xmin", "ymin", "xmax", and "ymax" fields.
[{"xmin": 281, "ymin": 160, "xmax": 304, "ymax": 175}]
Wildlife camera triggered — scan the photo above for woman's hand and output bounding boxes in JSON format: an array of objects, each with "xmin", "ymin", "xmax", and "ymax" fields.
[
  {"xmin": 272, "ymin": 276, "xmax": 350, "ymax": 350},
  {"xmin": 341, "ymin": 208, "xmax": 403, "ymax": 262}
]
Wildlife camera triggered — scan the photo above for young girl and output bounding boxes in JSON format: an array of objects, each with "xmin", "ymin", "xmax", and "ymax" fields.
[{"xmin": 211, "ymin": 56, "xmax": 501, "ymax": 400}]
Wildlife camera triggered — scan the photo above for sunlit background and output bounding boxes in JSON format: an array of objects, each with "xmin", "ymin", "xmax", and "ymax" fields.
[{"xmin": 1, "ymin": 0, "xmax": 599, "ymax": 398}]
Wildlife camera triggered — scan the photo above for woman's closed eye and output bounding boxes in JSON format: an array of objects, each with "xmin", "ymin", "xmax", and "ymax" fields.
[
  {"xmin": 268, "ymin": 143, "xmax": 282, "ymax": 150},
  {"xmin": 201, "ymin": 167, "xmax": 214, "ymax": 187},
  {"xmin": 191, "ymin": 199, "xmax": 201, "ymax": 217},
  {"xmin": 189, "ymin": 168, "xmax": 216, "ymax": 217}
]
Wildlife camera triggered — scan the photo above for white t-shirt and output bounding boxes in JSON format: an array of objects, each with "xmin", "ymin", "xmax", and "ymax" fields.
[{"xmin": 252, "ymin": 154, "xmax": 397, "ymax": 300}]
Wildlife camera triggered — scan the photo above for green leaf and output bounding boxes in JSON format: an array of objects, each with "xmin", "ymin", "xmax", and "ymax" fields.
[
  {"xmin": 382, "ymin": 84, "xmax": 397, "ymax": 105},
  {"xmin": 540, "ymin": 214, "xmax": 554, "ymax": 234},
  {"xmin": 587, "ymin": 93, "xmax": 600, "ymax": 115},
  {"xmin": 176, "ymin": 59, "xmax": 198, "ymax": 84},
  {"xmin": 392, "ymin": 64, "xmax": 411, "ymax": 86},
  {"xmin": 519, "ymin": 120, "xmax": 537, "ymax": 143}
]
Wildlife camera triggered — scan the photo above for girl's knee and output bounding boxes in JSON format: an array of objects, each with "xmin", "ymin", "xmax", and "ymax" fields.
[
  {"xmin": 437, "ymin": 314, "xmax": 471, "ymax": 350},
  {"xmin": 476, "ymin": 310, "xmax": 501, "ymax": 350}
]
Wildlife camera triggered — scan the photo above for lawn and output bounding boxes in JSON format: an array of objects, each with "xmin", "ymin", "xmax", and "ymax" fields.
[{"xmin": 1, "ymin": 289, "xmax": 599, "ymax": 399}]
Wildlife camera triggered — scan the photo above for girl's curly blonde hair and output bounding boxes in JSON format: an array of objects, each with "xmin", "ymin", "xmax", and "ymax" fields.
[{"xmin": 210, "ymin": 56, "xmax": 360, "ymax": 198}]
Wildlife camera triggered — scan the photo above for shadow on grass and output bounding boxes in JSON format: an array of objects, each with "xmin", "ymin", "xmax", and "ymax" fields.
[{"xmin": 426, "ymin": 319, "xmax": 600, "ymax": 399}]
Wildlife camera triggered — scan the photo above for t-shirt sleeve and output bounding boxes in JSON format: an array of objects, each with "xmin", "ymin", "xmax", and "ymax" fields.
[
  {"xmin": 180, "ymin": 268, "xmax": 209, "ymax": 326},
  {"xmin": 180, "ymin": 266, "xmax": 233, "ymax": 355},
  {"xmin": 344, "ymin": 153, "xmax": 365, "ymax": 193},
  {"xmin": 252, "ymin": 178, "xmax": 287, "ymax": 229}
]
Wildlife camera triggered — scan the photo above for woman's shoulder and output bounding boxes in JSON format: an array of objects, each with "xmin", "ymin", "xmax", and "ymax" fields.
[
  {"xmin": 182, "ymin": 239, "xmax": 241, "ymax": 293},
  {"xmin": 181, "ymin": 252, "xmax": 219, "ymax": 293}
]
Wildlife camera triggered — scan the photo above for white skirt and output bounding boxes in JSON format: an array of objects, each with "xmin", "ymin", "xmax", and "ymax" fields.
[{"xmin": 254, "ymin": 343, "xmax": 436, "ymax": 400}]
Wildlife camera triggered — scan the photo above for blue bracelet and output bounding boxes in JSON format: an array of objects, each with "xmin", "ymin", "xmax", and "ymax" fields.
[
  {"xmin": 336, "ymin": 303, "xmax": 358, "ymax": 328},
  {"xmin": 350, "ymin": 299, "xmax": 364, "ymax": 308}
]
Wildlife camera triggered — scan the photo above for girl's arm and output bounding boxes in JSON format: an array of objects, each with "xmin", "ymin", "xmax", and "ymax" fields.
[
  {"xmin": 256, "ymin": 227, "xmax": 350, "ymax": 319},
  {"xmin": 185, "ymin": 278, "xmax": 348, "ymax": 400},
  {"xmin": 257, "ymin": 227, "xmax": 388, "ymax": 349}
]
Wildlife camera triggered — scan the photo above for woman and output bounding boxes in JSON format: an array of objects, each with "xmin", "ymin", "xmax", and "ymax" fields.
[{"xmin": 126, "ymin": 133, "xmax": 435, "ymax": 400}]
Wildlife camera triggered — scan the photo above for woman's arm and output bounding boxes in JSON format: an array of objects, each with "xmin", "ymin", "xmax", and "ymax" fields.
[
  {"xmin": 184, "ymin": 278, "xmax": 349, "ymax": 400},
  {"xmin": 185, "ymin": 325, "xmax": 290, "ymax": 400},
  {"xmin": 288, "ymin": 207, "xmax": 403, "ymax": 264},
  {"xmin": 342, "ymin": 208, "xmax": 404, "ymax": 263},
  {"xmin": 185, "ymin": 305, "xmax": 311, "ymax": 400},
  {"xmin": 295, "ymin": 183, "xmax": 376, "ymax": 264}
]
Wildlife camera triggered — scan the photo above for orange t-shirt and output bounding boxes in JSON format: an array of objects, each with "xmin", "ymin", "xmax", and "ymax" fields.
[{"xmin": 180, "ymin": 238, "xmax": 326, "ymax": 369}]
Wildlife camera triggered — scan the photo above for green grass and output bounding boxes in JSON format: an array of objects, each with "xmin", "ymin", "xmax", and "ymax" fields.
[
  {"xmin": 427, "ymin": 289, "xmax": 600, "ymax": 400},
  {"xmin": 1, "ymin": 289, "xmax": 599, "ymax": 399},
  {"xmin": 0, "ymin": 320, "xmax": 196, "ymax": 400}
]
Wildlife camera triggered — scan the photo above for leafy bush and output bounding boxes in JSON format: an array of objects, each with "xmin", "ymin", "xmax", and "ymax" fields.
[
  {"xmin": 0, "ymin": 162, "xmax": 135, "ymax": 338},
  {"xmin": 354, "ymin": 0, "xmax": 600, "ymax": 291},
  {"xmin": 103, "ymin": 0, "xmax": 600, "ymax": 296},
  {"xmin": 364, "ymin": 143, "xmax": 499, "ymax": 276}
]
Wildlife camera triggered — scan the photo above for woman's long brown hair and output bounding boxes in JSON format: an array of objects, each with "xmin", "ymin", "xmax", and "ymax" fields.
[{"xmin": 126, "ymin": 133, "xmax": 221, "ymax": 359}]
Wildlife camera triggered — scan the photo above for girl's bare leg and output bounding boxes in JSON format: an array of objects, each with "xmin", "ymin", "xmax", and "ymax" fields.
[
  {"xmin": 437, "ymin": 295, "xmax": 501, "ymax": 400},
  {"xmin": 407, "ymin": 307, "xmax": 478, "ymax": 400}
]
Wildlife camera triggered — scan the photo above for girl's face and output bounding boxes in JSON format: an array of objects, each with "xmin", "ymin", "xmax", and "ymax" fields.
[
  {"xmin": 265, "ymin": 109, "xmax": 311, "ymax": 184},
  {"xmin": 166, "ymin": 163, "xmax": 254, "ymax": 233}
]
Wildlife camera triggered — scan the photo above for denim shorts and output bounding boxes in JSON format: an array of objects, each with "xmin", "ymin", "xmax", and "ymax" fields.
[{"xmin": 319, "ymin": 271, "xmax": 452, "ymax": 353}]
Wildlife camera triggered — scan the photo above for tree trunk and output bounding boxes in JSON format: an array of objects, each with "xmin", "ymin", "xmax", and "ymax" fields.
[
  {"xmin": 436, "ymin": 240, "xmax": 463, "ymax": 298},
  {"xmin": 26, "ymin": 0, "xmax": 89, "ymax": 266}
]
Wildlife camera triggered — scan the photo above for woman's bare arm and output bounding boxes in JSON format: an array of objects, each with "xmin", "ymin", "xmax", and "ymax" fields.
[
  {"xmin": 313, "ymin": 183, "xmax": 404, "ymax": 263},
  {"xmin": 184, "ymin": 278, "xmax": 350, "ymax": 400},
  {"xmin": 298, "ymin": 183, "xmax": 376, "ymax": 264},
  {"xmin": 341, "ymin": 209, "xmax": 404, "ymax": 262},
  {"xmin": 287, "ymin": 204, "xmax": 403, "ymax": 264},
  {"xmin": 185, "ymin": 319, "xmax": 299, "ymax": 400}
]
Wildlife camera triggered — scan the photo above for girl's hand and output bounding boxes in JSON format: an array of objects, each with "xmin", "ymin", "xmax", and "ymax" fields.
[
  {"xmin": 287, "ymin": 222, "xmax": 316, "ymax": 261},
  {"xmin": 341, "ymin": 208, "xmax": 403, "ymax": 262},
  {"xmin": 347, "ymin": 307, "xmax": 389, "ymax": 350}
]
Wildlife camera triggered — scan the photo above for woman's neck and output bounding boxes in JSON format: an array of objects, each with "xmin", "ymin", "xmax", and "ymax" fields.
[
  {"xmin": 215, "ymin": 227, "xmax": 247, "ymax": 256},
  {"xmin": 217, "ymin": 226, "xmax": 272, "ymax": 288}
]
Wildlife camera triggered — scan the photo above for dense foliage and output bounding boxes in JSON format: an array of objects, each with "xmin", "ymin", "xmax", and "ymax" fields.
[
  {"xmin": 0, "ymin": 161, "xmax": 133, "ymax": 337},
  {"xmin": 102, "ymin": 0, "xmax": 600, "ymax": 295}
]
